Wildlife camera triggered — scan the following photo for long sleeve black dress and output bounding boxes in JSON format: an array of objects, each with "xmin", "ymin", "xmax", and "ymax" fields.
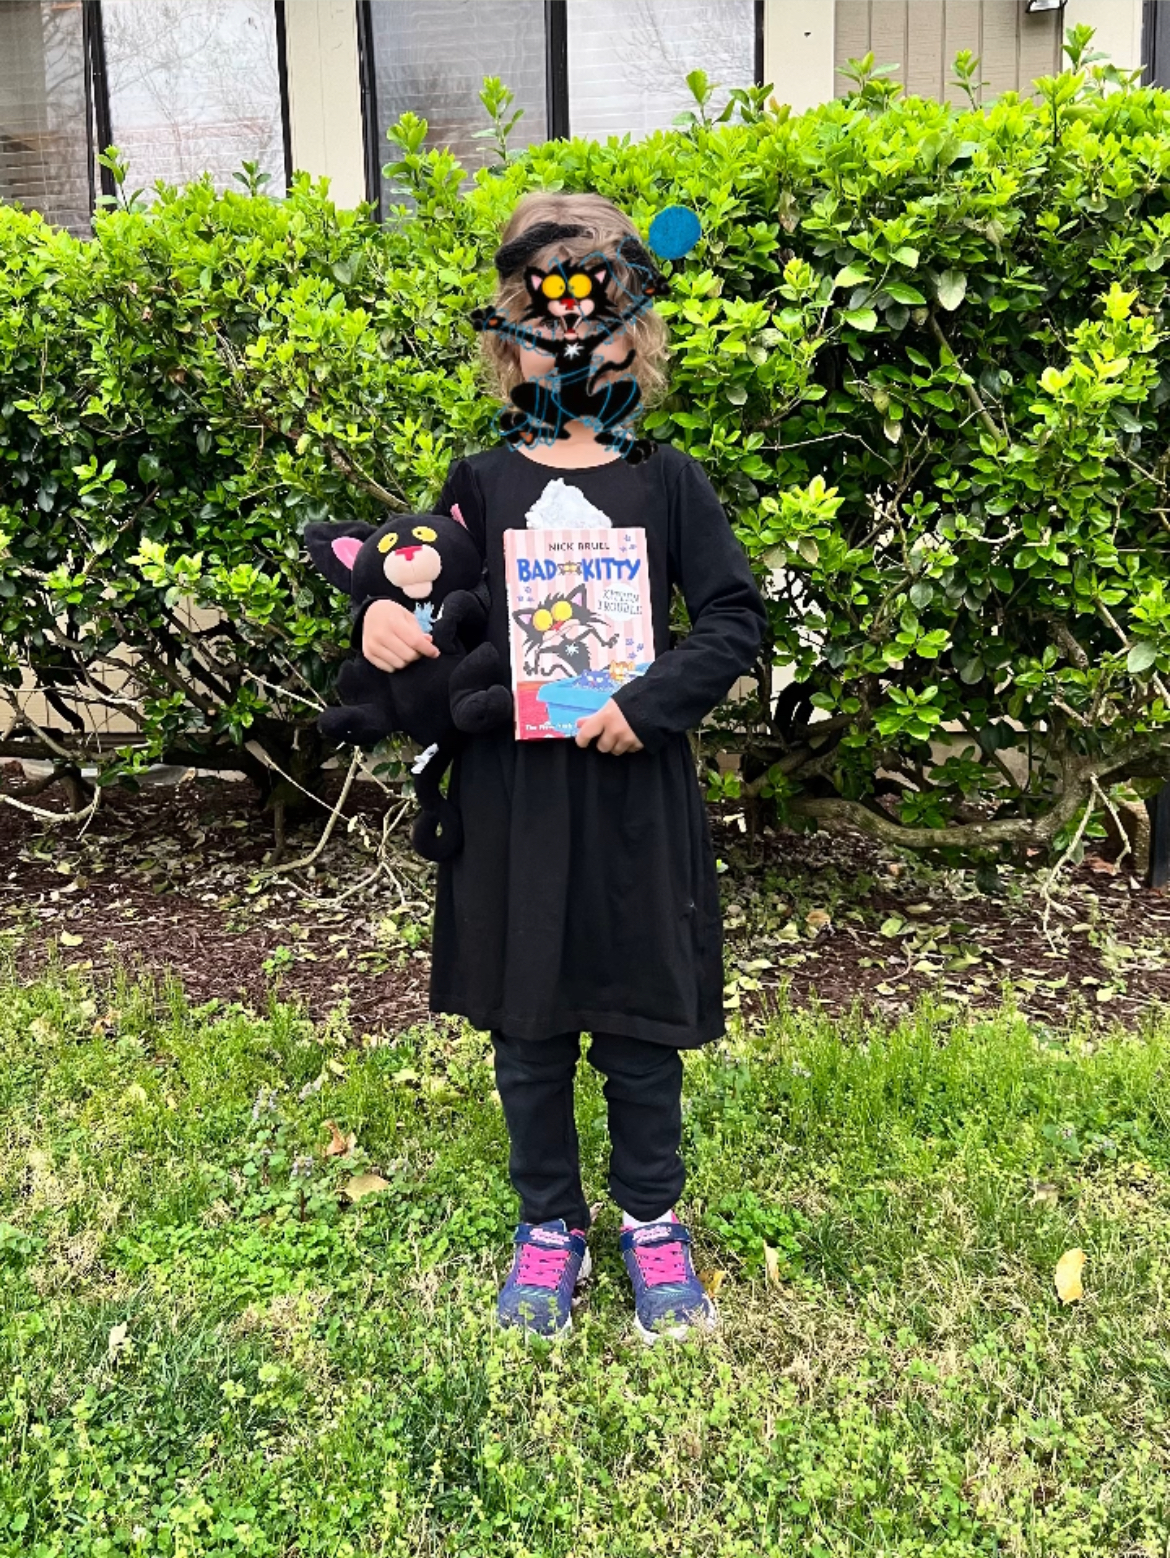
[{"xmin": 425, "ymin": 442, "xmax": 765, "ymax": 1049}]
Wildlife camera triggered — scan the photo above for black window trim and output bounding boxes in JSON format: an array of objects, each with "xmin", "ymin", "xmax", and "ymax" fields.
[
  {"xmin": 82, "ymin": 0, "xmax": 115, "ymax": 204},
  {"xmin": 355, "ymin": 0, "xmax": 382, "ymax": 218},
  {"xmin": 546, "ymin": 0, "xmax": 569, "ymax": 138},
  {"xmin": 274, "ymin": 0, "xmax": 294, "ymax": 193},
  {"xmin": 1142, "ymin": 0, "xmax": 1170, "ymax": 87}
]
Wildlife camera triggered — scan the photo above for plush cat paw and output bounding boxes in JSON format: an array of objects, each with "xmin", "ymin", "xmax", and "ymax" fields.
[
  {"xmin": 454, "ymin": 686, "xmax": 514, "ymax": 735},
  {"xmin": 450, "ymin": 643, "xmax": 513, "ymax": 734},
  {"xmin": 318, "ymin": 704, "xmax": 393, "ymax": 750}
]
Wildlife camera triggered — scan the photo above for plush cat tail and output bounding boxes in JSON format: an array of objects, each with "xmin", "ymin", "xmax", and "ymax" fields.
[
  {"xmin": 304, "ymin": 522, "xmax": 376, "ymax": 593},
  {"xmin": 410, "ymin": 743, "xmax": 463, "ymax": 863}
]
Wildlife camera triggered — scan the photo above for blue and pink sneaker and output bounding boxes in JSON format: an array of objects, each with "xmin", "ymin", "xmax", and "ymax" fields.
[
  {"xmin": 619, "ymin": 1216, "xmax": 718, "ymax": 1343},
  {"xmin": 496, "ymin": 1220, "xmax": 592, "ymax": 1339}
]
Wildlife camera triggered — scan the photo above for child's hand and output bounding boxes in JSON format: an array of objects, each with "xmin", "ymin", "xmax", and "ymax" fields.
[
  {"xmin": 362, "ymin": 599, "xmax": 441, "ymax": 671},
  {"xmin": 575, "ymin": 700, "xmax": 643, "ymax": 755}
]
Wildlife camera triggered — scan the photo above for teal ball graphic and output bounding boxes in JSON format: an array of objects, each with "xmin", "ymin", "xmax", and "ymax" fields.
[{"xmin": 647, "ymin": 206, "xmax": 701, "ymax": 262}]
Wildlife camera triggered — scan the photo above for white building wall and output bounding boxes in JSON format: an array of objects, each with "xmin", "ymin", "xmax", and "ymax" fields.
[{"xmin": 282, "ymin": 0, "xmax": 367, "ymax": 208}]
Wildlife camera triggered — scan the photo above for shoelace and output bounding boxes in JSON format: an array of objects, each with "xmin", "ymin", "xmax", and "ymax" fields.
[
  {"xmin": 516, "ymin": 1241, "xmax": 572, "ymax": 1289},
  {"xmin": 634, "ymin": 1237, "xmax": 687, "ymax": 1287}
]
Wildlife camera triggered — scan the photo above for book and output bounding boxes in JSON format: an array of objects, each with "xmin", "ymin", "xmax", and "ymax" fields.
[{"xmin": 502, "ymin": 525, "xmax": 655, "ymax": 740}]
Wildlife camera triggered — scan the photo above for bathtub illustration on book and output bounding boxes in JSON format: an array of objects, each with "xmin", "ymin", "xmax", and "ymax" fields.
[{"xmin": 535, "ymin": 662, "xmax": 653, "ymax": 736}]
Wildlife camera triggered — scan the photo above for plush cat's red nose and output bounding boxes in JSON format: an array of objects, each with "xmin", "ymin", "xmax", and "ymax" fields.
[{"xmin": 395, "ymin": 545, "xmax": 423, "ymax": 561}]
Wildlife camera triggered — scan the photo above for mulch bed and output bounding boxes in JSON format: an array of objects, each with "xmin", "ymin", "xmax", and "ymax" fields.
[{"xmin": 2, "ymin": 762, "xmax": 1169, "ymax": 1034}]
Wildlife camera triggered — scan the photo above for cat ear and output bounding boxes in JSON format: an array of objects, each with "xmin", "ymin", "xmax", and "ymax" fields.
[
  {"xmin": 449, "ymin": 502, "xmax": 467, "ymax": 529},
  {"xmin": 567, "ymin": 583, "xmax": 588, "ymax": 606},
  {"xmin": 512, "ymin": 606, "xmax": 535, "ymax": 628},
  {"xmin": 525, "ymin": 267, "xmax": 546, "ymax": 294},
  {"xmin": 592, "ymin": 264, "xmax": 609, "ymax": 287},
  {"xmin": 304, "ymin": 522, "xmax": 376, "ymax": 592},
  {"xmin": 332, "ymin": 537, "xmax": 363, "ymax": 570}
]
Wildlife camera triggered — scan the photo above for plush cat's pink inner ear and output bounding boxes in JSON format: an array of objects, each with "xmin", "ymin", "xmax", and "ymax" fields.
[
  {"xmin": 331, "ymin": 536, "xmax": 363, "ymax": 571},
  {"xmin": 450, "ymin": 503, "xmax": 467, "ymax": 529}
]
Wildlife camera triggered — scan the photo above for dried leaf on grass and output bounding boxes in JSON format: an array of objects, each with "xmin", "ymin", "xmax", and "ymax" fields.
[
  {"xmin": 764, "ymin": 1244, "xmax": 782, "ymax": 1288},
  {"xmin": 1055, "ymin": 1247, "xmax": 1085, "ymax": 1304},
  {"xmin": 323, "ymin": 1119, "xmax": 356, "ymax": 1157},
  {"xmin": 343, "ymin": 1173, "xmax": 389, "ymax": 1202}
]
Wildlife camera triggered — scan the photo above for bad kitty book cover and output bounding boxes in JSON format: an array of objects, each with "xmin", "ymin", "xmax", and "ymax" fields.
[{"xmin": 503, "ymin": 492, "xmax": 655, "ymax": 741}]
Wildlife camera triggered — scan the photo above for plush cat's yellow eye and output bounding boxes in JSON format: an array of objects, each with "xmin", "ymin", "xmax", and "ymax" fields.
[
  {"xmin": 412, "ymin": 525, "xmax": 437, "ymax": 542},
  {"xmin": 541, "ymin": 273, "xmax": 567, "ymax": 299},
  {"xmin": 551, "ymin": 599, "xmax": 573, "ymax": 622},
  {"xmin": 533, "ymin": 608, "xmax": 553, "ymax": 632},
  {"xmin": 568, "ymin": 273, "xmax": 592, "ymax": 299},
  {"xmin": 377, "ymin": 532, "xmax": 398, "ymax": 553}
]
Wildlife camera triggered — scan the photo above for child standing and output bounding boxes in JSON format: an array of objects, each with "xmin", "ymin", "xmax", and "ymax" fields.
[{"xmin": 361, "ymin": 192, "xmax": 766, "ymax": 1341}]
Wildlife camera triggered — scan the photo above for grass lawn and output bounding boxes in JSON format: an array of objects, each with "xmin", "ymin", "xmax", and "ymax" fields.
[{"xmin": 3, "ymin": 961, "xmax": 1170, "ymax": 1557}]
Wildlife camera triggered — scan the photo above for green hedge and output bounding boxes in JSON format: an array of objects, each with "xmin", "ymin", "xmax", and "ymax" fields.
[{"xmin": 2, "ymin": 29, "xmax": 1170, "ymax": 858}]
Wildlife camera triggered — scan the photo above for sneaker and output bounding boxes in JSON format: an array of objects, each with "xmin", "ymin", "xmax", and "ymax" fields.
[
  {"xmin": 619, "ymin": 1219, "xmax": 718, "ymax": 1343},
  {"xmin": 496, "ymin": 1220, "xmax": 591, "ymax": 1339}
]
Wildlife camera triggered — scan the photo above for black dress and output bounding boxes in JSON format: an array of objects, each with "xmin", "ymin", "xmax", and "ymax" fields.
[{"xmin": 427, "ymin": 443, "xmax": 766, "ymax": 1049}]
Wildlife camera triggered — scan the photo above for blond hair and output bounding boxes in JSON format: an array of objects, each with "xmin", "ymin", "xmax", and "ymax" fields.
[{"xmin": 480, "ymin": 190, "xmax": 670, "ymax": 404}]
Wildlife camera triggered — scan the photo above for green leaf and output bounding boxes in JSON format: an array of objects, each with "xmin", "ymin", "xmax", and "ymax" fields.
[
  {"xmin": 884, "ymin": 281, "xmax": 927, "ymax": 306},
  {"xmin": 958, "ymin": 655, "xmax": 985, "ymax": 685},
  {"xmin": 935, "ymin": 270, "xmax": 967, "ymax": 310},
  {"xmin": 1127, "ymin": 641, "xmax": 1157, "ymax": 673},
  {"xmin": 833, "ymin": 264, "xmax": 870, "ymax": 291},
  {"xmin": 841, "ymin": 308, "xmax": 878, "ymax": 332},
  {"xmin": 1111, "ymin": 406, "xmax": 1144, "ymax": 434}
]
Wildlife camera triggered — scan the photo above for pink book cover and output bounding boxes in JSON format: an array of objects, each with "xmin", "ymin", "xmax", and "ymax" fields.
[{"xmin": 502, "ymin": 526, "xmax": 656, "ymax": 740}]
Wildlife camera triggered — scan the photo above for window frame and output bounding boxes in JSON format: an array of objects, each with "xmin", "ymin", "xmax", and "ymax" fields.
[
  {"xmin": 357, "ymin": 0, "xmax": 765, "ymax": 214},
  {"xmin": 355, "ymin": 0, "xmax": 382, "ymax": 218},
  {"xmin": 1144, "ymin": 0, "xmax": 1170, "ymax": 87},
  {"xmin": 73, "ymin": 0, "xmax": 294, "ymax": 222}
]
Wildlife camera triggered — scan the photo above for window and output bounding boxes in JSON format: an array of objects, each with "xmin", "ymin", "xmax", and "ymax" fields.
[
  {"xmin": 0, "ymin": 1, "xmax": 94, "ymax": 234},
  {"xmin": 0, "ymin": 0, "xmax": 289, "ymax": 234},
  {"xmin": 101, "ymin": 0, "xmax": 287, "ymax": 196},
  {"xmin": 567, "ymin": 0, "xmax": 757, "ymax": 140},
  {"xmin": 363, "ymin": 0, "xmax": 550, "ymax": 212},
  {"xmin": 360, "ymin": 0, "xmax": 761, "ymax": 211}
]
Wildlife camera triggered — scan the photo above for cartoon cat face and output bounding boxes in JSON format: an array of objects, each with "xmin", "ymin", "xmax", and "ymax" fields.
[
  {"xmin": 523, "ymin": 258, "xmax": 616, "ymax": 333},
  {"xmin": 304, "ymin": 512, "xmax": 482, "ymax": 610},
  {"xmin": 512, "ymin": 583, "xmax": 606, "ymax": 645}
]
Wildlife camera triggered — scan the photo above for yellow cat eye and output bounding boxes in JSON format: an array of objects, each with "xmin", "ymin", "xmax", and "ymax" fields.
[
  {"xmin": 551, "ymin": 599, "xmax": 573, "ymax": 621},
  {"xmin": 541, "ymin": 273, "xmax": 567, "ymax": 299},
  {"xmin": 377, "ymin": 532, "xmax": 398, "ymax": 553},
  {"xmin": 568, "ymin": 273, "xmax": 592, "ymax": 298},
  {"xmin": 412, "ymin": 525, "xmax": 437, "ymax": 542},
  {"xmin": 532, "ymin": 608, "xmax": 553, "ymax": 632}
]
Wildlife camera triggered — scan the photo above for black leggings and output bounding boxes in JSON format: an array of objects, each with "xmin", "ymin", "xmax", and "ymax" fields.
[{"xmin": 491, "ymin": 1031, "xmax": 685, "ymax": 1231}]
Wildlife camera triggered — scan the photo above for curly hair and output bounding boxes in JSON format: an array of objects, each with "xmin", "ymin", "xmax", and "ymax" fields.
[{"xmin": 479, "ymin": 191, "xmax": 670, "ymax": 405}]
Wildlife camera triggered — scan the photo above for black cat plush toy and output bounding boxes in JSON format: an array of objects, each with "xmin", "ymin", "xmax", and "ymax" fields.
[{"xmin": 305, "ymin": 512, "xmax": 512, "ymax": 862}]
